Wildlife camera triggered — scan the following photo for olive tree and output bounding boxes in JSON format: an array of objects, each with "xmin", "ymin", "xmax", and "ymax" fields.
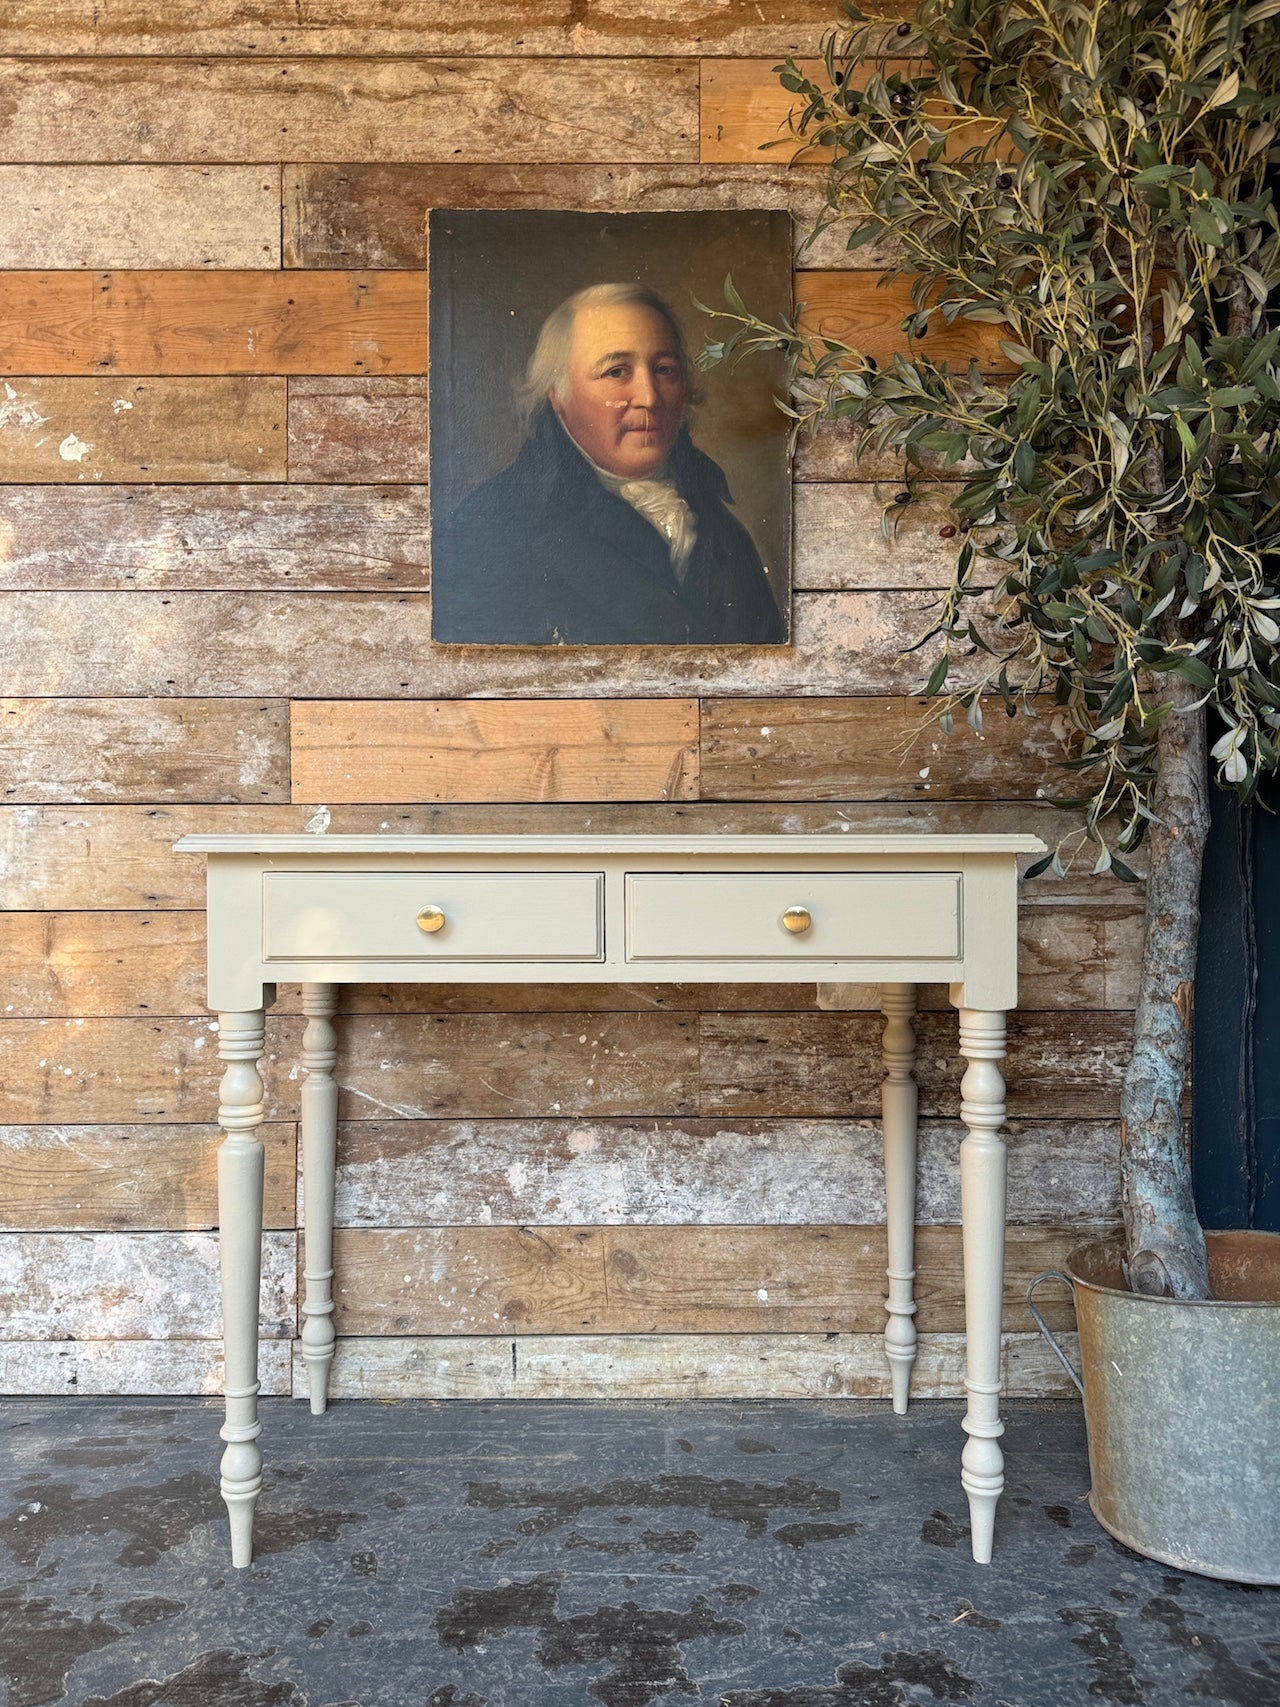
[{"xmin": 702, "ymin": 0, "xmax": 1280, "ymax": 1296}]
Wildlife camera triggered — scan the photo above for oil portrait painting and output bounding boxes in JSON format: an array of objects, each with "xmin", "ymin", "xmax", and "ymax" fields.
[{"xmin": 429, "ymin": 209, "xmax": 792, "ymax": 646}]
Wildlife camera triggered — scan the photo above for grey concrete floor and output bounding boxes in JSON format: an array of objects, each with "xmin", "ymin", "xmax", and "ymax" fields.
[{"xmin": 2, "ymin": 1397, "xmax": 1278, "ymax": 1707}]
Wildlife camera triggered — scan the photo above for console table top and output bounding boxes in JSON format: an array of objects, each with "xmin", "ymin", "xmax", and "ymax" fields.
[{"xmin": 175, "ymin": 832, "xmax": 1047, "ymax": 857}]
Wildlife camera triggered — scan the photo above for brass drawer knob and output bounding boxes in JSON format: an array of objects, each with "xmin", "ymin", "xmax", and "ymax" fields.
[
  {"xmin": 781, "ymin": 906, "xmax": 812, "ymax": 934},
  {"xmin": 416, "ymin": 905, "xmax": 447, "ymax": 934}
]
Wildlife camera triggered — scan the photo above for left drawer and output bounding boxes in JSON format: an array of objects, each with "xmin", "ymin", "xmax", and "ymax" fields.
[{"xmin": 262, "ymin": 871, "xmax": 605, "ymax": 962}]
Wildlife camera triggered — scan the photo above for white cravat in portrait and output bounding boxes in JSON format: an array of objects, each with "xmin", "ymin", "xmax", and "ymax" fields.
[{"xmin": 558, "ymin": 414, "xmax": 699, "ymax": 582}]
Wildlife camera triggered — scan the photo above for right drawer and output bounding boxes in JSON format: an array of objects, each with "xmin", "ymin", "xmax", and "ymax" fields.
[{"xmin": 625, "ymin": 871, "xmax": 961, "ymax": 961}]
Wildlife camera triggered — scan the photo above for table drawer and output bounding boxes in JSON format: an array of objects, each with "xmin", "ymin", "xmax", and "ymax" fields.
[
  {"xmin": 263, "ymin": 871, "xmax": 604, "ymax": 962},
  {"xmin": 625, "ymin": 872, "xmax": 960, "ymax": 961}
]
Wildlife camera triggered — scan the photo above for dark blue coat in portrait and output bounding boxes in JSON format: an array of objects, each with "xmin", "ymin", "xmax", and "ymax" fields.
[{"xmin": 431, "ymin": 407, "xmax": 786, "ymax": 645}]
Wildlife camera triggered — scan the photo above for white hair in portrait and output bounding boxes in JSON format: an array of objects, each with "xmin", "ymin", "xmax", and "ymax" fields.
[{"xmin": 515, "ymin": 281, "xmax": 701, "ymax": 427}]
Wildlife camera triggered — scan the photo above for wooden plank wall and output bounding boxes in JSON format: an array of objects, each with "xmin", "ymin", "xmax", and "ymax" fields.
[{"xmin": 0, "ymin": 4, "xmax": 1124, "ymax": 1403}]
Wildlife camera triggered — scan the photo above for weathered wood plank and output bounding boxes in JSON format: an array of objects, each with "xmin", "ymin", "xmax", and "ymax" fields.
[
  {"xmin": 0, "ymin": 1018, "xmax": 226, "ymax": 1124},
  {"xmin": 330, "ymin": 1222, "xmax": 1100, "ymax": 1335},
  {"xmin": 287, "ymin": 377, "xmax": 429, "ymax": 484},
  {"xmin": 99, "ymin": 270, "xmax": 423, "ymax": 376},
  {"xmin": 314, "ymin": 1329, "xmax": 1080, "ymax": 1403},
  {"xmin": 792, "ymin": 484, "xmax": 993, "ymax": 590},
  {"xmin": 0, "ymin": 274, "xmax": 96, "ymax": 372},
  {"xmin": 0, "ymin": 1010, "xmax": 1123, "ymax": 1125},
  {"xmin": 792, "ymin": 417, "xmax": 983, "ymax": 484},
  {"xmin": 326, "ymin": 1012, "xmax": 699, "ymax": 1121},
  {"xmin": 0, "ymin": 1013, "xmax": 698, "ymax": 1123},
  {"xmin": 0, "ymin": 912, "xmax": 211, "ymax": 1015},
  {"xmin": 0, "ymin": 59, "xmax": 700, "ymax": 165},
  {"xmin": 0, "ymin": 1111, "xmax": 1115, "ymax": 1236},
  {"xmin": 796, "ymin": 271, "xmax": 1011, "ymax": 374},
  {"xmin": 701, "ymin": 57, "xmax": 824, "ymax": 165},
  {"xmin": 0, "ymin": 801, "xmax": 1124, "ymax": 912},
  {"xmin": 0, "ymin": 1329, "xmax": 1074, "ymax": 1402},
  {"xmin": 795, "ymin": 431, "xmax": 912, "ymax": 485},
  {"xmin": 0, "ymin": 698, "xmax": 289, "ymax": 803},
  {"xmin": 0, "ymin": 590, "xmax": 966, "ymax": 697},
  {"xmin": 0, "ymin": 3, "xmax": 869, "ymax": 57},
  {"xmin": 328, "ymin": 1117, "xmax": 1119, "ymax": 1228},
  {"xmin": 0, "ymin": 1124, "xmax": 295, "ymax": 1231},
  {"xmin": 291, "ymin": 699, "xmax": 700, "ymax": 804},
  {"xmin": 0, "ymin": 166, "xmax": 280, "ymax": 268},
  {"xmin": 303, "ymin": 1334, "xmax": 513, "ymax": 1401},
  {"xmin": 0, "ymin": 271, "xmax": 427, "ymax": 377},
  {"xmin": 0, "ymin": 1338, "xmax": 293, "ymax": 1397},
  {"xmin": 0, "ymin": 1231, "xmax": 295, "ymax": 1339},
  {"xmin": 0, "ymin": 485, "xmax": 428, "ymax": 591},
  {"xmin": 700, "ymin": 1011, "xmax": 1133, "ymax": 1121},
  {"xmin": 0, "ymin": 377, "xmax": 286, "ymax": 482},
  {"xmin": 699, "ymin": 697, "xmax": 1069, "ymax": 802},
  {"xmin": 702, "ymin": 59, "xmax": 1002, "ymax": 167},
  {"xmin": 1103, "ymin": 909, "xmax": 1144, "ymax": 1010},
  {"xmin": 282, "ymin": 162, "xmax": 892, "ymax": 271}
]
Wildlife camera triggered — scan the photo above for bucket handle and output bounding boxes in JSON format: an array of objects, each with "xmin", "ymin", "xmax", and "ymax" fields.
[{"xmin": 1026, "ymin": 1271, "xmax": 1083, "ymax": 1396}]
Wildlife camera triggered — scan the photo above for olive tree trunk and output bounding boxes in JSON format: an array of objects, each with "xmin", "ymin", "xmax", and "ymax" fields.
[{"xmin": 1119, "ymin": 669, "xmax": 1213, "ymax": 1299}]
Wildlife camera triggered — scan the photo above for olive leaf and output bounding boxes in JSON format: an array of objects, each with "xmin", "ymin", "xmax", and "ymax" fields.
[{"xmin": 699, "ymin": 0, "xmax": 1280, "ymax": 874}]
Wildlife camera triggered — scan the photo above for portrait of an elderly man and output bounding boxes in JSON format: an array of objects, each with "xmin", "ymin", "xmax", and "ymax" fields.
[{"xmin": 431, "ymin": 282, "xmax": 787, "ymax": 645}]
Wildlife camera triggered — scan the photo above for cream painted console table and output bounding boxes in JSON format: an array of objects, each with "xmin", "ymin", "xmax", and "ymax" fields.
[{"xmin": 176, "ymin": 832, "xmax": 1042, "ymax": 1569}]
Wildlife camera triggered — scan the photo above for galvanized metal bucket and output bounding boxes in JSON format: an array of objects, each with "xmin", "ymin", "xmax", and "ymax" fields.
[{"xmin": 1028, "ymin": 1230, "xmax": 1280, "ymax": 1584}]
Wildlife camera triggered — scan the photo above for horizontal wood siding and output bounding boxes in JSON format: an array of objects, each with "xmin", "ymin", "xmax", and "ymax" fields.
[
  {"xmin": 0, "ymin": 377, "xmax": 286, "ymax": 482},
  {"xmin": 702, "ymin": 59, "xmax": 1004, "ymax": 167},
  {"xmin": 0, "ymin": 590, "xmax": 981, "ymax": 696},
  {"xmin": 0, "ymin": 59, "xmax": 701, "ymax": 164},
  {"xmin": 0, "ymin": 4, "xmax": 861, "ymax": 58},
  {"xmin": 281, "ymin": 162, "xmax": 891, "ymax": 271},
  {"xmin": 0, "ymin": 26, "xmax": 1115, "ymax": 1401},
  {"xmin": 0, "ymin": 271, "xmax": 428, "ymax": 375},
  {"xmin": 315, "ymin": 1329, "xmax": 1079, "ymax": 1401},
  {"xmin": 0, "ymin": 165, "xmax": 281, "ymax": 268},
  {"xmin": 0, "ymin": 698, "xmax": 289, "ymax": 802},
  {"xmin": 290, "ymin": 699, "xmax": 701, "ymax": 803},
  {"xmin": 329, "ymin": 1223, "xmax": 1091, "ymax": 1336},
  {"xmin": 0, "ymin": 1011, "xmax": 1125, "ymax": 1126},
  {"xmin": 0, "ymin": 486, "xmax": 427, "ymax": 591}
]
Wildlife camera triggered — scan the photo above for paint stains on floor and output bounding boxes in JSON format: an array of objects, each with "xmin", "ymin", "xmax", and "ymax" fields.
[
  {"xmin": 720, "ymin": 1648, "xmax": 979, "ymax": 1705},
  {"xmin": 1141, "ymin": 1596, "xmax": 1280, "ymax": 1706},
  {"xmin": 771, "ymin": 1521, "xmax": 861, "ymax": 1550},
  {"xmin": 0, "ymin": 1586, "xmax": 121, "ymax": 1707},
  {"xmin": 80, "ymin": 1648, "xmax": 306, "ymax": 1707},
  {"xmin": 1, "ymin": 1472, "xmax": 222, "ymax": 1569},
  {"xmin": 1060, "ymin": 1606, "xmax": 1149, "ymax": 1704},
  {"xmin": 437, "ymin": 1572, "xmax": 747, "ymax": 1706},
  {"xmin": 919, "ymin": 1508, "xmax": 968, "ymax": 1550},
  {"xmin": 464, "ymin": 1473, "xmax": 841, "ymax": 1540},
  {"xmin": 1, "ymin": 1398, "xmax": 1276, "ymax": 1707}
]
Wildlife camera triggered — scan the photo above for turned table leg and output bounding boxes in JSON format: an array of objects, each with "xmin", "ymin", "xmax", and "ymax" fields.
[
  {"xmin": 216, "ymin": 1009, "xmax": 267, "ymax": 1570},
  {"xmin": 300, "ymin": 983, "xmax": 338, "ymax": 1415},
  {"xmin": 956, "ymin": 1006, "xmax": 1008, "ymax": 1565},
  {"xmin": 880, "ymin": 982, "xmax": 919, "ymax": 1415}
]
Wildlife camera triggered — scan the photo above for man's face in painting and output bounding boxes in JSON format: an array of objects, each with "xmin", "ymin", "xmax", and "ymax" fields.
[{"xmin": 550, "ymin": 301, "xmax": 687, "ymax": 479}]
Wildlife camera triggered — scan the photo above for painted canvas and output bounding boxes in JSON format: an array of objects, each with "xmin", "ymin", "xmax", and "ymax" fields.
[{"xmin": 428, "ymin": 208, "xmax": 792, "ymax": 646}]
